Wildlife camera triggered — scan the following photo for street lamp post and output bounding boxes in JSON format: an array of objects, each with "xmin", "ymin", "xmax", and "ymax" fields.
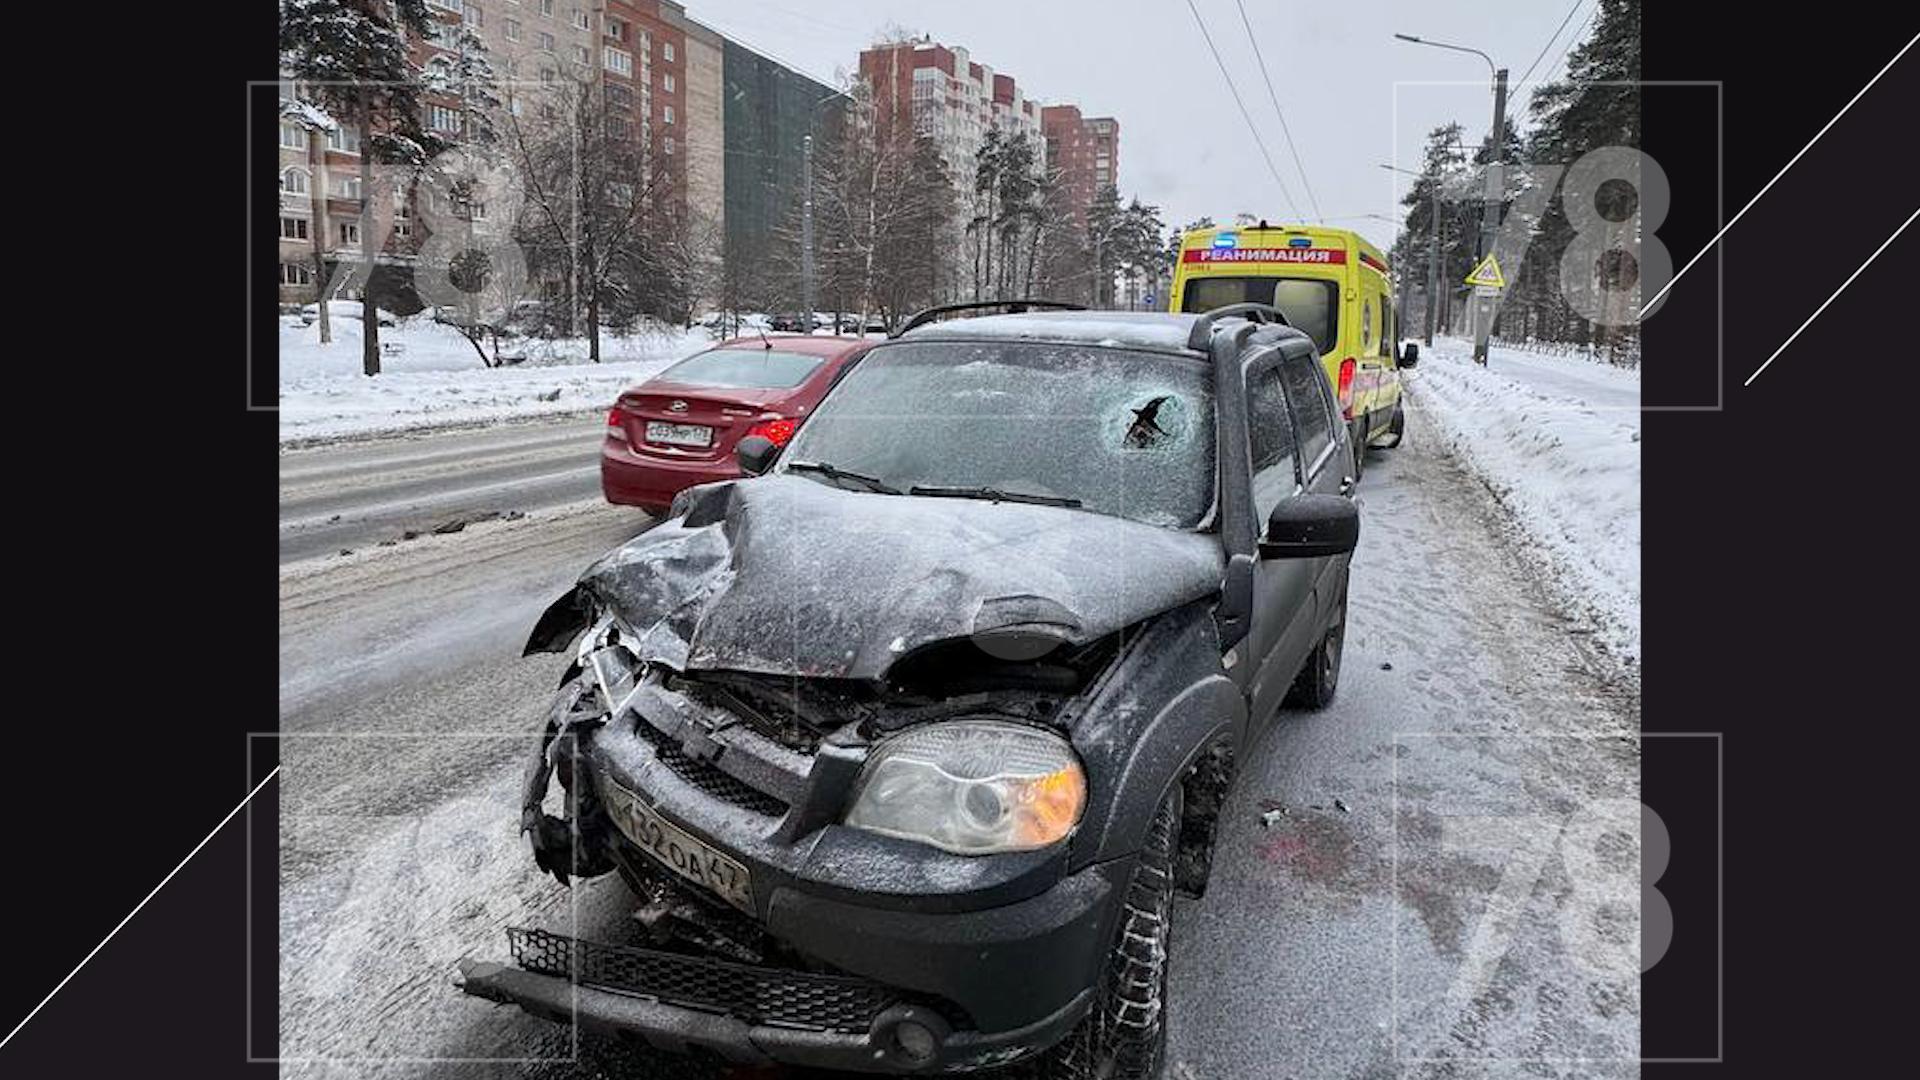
[
  {"xmin": 1394, "ymin": 33, "xmax": 1507, "ymax": 364},
  {"xmin": 801, "ymin": 131, "xmax": 814, "ymax": 323},
  {"xmin": 1381, "ymin": 163, "xmax": 1442, "ymax": 346}
]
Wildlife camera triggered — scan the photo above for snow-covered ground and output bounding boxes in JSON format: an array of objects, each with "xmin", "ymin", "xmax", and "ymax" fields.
[
  {"xmin": 277, "ymin": 304, "xmax": 708, "ymax": 444},
  {"xmin": 1405, "ymin": 336, "xmax": 1640, "ymax": 663}
]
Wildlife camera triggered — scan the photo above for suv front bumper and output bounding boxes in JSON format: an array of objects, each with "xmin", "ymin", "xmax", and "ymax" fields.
[
  {"xmin": 459, "ymin": 850, "xmax": 1125, "ymax": 1074},
  {"xmin": 458, "ymin": 946, "xmax": 1090, "ymax": 1074}
]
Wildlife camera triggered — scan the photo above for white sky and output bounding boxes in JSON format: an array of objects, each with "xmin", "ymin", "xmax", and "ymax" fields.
[{"xmin": 685, "ymin": 0, "xmax": 1596, "ymax": 252}]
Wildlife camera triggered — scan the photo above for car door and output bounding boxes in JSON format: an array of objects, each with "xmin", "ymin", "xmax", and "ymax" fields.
[
  {"xmin": 1242, "ymin": 348, "xmax": 1315, "ymax": 735},
  {"xmin": 1277, "ymin": 345, "xmax": 1351, "ymax": 623}
]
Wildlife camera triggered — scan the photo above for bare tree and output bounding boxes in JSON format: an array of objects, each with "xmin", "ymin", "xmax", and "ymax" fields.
[
  {"xmin": 503, "ymin": 73, "xmax": 674, "ymax": 362},
  {"xmin": 809, "ymin": 95, "xmax": 956, "ymax": 331}
]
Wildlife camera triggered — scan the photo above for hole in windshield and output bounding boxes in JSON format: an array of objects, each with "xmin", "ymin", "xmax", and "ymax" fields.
[{"xmin": 1121, "ymin": 394, "xmax": 1195, "ymax": 450}]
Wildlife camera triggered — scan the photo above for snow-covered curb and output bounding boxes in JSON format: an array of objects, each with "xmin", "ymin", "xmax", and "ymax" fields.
[
  {"xmin": 277, "ymin": 310, "xmax": 706, "ymax": 444},
  {"xmin": 1406, "ymin": 339, "xmax": 1640, "ymax": 663}
]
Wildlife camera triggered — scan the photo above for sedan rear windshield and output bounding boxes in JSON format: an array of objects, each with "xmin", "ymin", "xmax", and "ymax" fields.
[
  {"xmin": 780, "ymin": 341, "xmax": 1214, "ymax": 529},
  {"xmin": 1181, "ymin": 276, "xmax": 1339, "ymax": 354},
  {"xmin": 656, "ymin": 348, "xmax": 826, "ymax": 389}
]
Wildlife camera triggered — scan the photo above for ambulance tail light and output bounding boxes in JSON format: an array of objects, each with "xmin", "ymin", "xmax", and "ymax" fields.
[{"xmin": 1336, "ymin": 358, "xmax": 1356, "ymax": 420}]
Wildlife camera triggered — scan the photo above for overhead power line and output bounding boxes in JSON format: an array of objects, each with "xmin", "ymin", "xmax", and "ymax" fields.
[
  {"xmin": 1183, "ymin": 0, "xmax": 1303, "ymax": 220},
  {"xmin": 1234, "ymin": 0, "xmax": 1322, "ymax": 222},
  {"xmin": 1515, "ymin": 0, "xmax": 1586, "ymax": 92},
  {"xmin": 1520, "ymin": 1, "xmax": 1597, "ymax": 105}
]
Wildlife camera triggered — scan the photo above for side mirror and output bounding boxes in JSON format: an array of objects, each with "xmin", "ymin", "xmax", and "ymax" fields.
[
  {"xmin": 1399, "ymin": 342, "xmax": 1419, "ymax": 368},
  {"xmin": 736, "ymin": 435, "xmax": 778, "ymax": 476},
  {"xmin": 1260, "ymin": 494, "xmax": 1359, "ymax": 559}
]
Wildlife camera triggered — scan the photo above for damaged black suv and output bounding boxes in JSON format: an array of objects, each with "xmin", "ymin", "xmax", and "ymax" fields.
[{"xmin": 460, "ymin": 302, "xmax": 1360, "ymax": 1077}]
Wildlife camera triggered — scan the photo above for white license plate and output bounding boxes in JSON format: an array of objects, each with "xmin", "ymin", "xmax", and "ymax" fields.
[
  {"xmin": 645, "ymin": 421, "xmax": 712, "ymax": 447},
  {"xmin": 601, "ymin": 776, "xmax": 754, "ymax": 912}
]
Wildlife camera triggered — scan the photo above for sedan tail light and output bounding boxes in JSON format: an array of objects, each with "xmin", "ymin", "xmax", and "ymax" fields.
[
  {"xmin": 606, "ymin": 405, "xmax": 628, "ymax": 441},
  {"xmin": 745, "ymin": 417, "xmax": 797, "ymax": 447},
  {"xmin": 1336, "ymin": 358, "xmax": 1356, "ymax": 420}
]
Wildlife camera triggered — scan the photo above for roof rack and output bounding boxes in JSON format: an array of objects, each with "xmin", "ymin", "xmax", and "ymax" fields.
[
  {"xmin": 891, "ymin": 299, "xmax": 1085, "ymax": 338},
  {"xmin": 1185, "ymin": 303, "xmax": 1291, "ymax": 352}
]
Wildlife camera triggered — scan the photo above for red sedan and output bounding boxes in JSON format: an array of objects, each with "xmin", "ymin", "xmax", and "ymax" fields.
[{"xmin": 602, "ymin": 334, "xmax": 875, "ymax": 513}]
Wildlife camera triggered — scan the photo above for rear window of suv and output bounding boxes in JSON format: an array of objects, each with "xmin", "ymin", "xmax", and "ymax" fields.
[
  {"xmin": 1181, "ymin": 277, "xmax": 1339, "ymax": 355},
  {"xmin": 656, "ymin": 348, "xmax": 826, "ymax": 389}
]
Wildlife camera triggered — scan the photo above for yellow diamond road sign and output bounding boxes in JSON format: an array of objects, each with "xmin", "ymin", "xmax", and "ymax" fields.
[{"xmin": 1464, "ymin": 253, "xmax": 1505, "ymax": 289}]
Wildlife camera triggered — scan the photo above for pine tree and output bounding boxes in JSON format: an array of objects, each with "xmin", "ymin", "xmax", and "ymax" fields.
[
  {"xmin": 1393, "ymin": 124, "xmax": 1475, "ymax": 336},
  {"xmin": 1521, "ymin": 0, "xmax": 1642, "ymax": 356},
  {"xmin": 993, "ymin": 133, "xmax": 1041, "ymax": 298}
]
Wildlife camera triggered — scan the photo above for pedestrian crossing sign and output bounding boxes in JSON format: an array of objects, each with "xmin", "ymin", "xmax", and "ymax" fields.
[{"xmin": 1464, "ymin": 253, "xmax": 1505, "ymax": 289}]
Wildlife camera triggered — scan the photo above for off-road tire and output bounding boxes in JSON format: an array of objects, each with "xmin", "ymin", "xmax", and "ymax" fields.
[
  {"xmin": 1028, "ymin": 784, "xmax": 1182, "ymax": 1080},
  {"xmin": 1285, "ymin": 581, "xmax": 1347, "ymax": 710}
]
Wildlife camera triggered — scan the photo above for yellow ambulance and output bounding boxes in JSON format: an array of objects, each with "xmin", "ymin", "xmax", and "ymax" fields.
[{"xmin": 1169, "ymin": 222, "xmax": 1416, "ymax": 476}]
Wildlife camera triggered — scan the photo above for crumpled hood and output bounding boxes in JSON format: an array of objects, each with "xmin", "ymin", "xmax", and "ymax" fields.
[{"xmin": 572, "ymin": 474, "xmax": 1225, "ymax": 680}]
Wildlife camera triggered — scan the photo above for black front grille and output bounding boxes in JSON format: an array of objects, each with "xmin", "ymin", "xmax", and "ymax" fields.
[
  {"xmin": 634, "ymin": 720, "xmax": 789, "ymax": 818},
  {"xmin": 508, "ymin": 927, "xmax": 894, "ymax": 1033}
]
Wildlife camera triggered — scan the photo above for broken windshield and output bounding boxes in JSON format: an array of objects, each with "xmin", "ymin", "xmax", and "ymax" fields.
[{"xmin": 779, "ymin": 341, "xmax": 1214, "ymax": 529}]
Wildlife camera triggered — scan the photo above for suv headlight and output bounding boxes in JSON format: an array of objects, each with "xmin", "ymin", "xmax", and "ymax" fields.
[{"xmin": 843, "ymin": 721, "xmax": 1086, "ymax": 855}]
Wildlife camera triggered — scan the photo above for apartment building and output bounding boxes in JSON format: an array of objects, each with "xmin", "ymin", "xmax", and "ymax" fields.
[
  {"xmin": 719, "ymin": 38, "xmax": 845, "ymax": 301},
  {"xmin": 857, "ymin": 38, "xmax": 1043, "ymax": 185},
  {"xmin": 1040, "ymin": 104, "xmax": 1120, "ymax": 228},
  {"xmin": 662, "ymin": 6, "xmax": 725, "ymax": 242},
  {"xmin": 1087, "ymin": 115, "xmax": 1118, "ymax": 192},
  {"xmin": 278, "ymin": 1, "xmax": 700, "ymax": 304},
  {"xmin": 276, "ymin": 83, "xmax": 374, "ymax": 303}
]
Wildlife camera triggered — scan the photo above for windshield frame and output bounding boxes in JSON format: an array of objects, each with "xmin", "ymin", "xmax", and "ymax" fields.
[{"xmin": 773, "ymin": 336, "xmax": 1222, "ymax": 533}]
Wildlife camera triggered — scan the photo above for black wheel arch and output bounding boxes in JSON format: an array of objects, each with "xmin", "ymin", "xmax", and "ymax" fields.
[{"xmin": 1067, "ymin": 603, "xmax": 1247, "ymax": 873}]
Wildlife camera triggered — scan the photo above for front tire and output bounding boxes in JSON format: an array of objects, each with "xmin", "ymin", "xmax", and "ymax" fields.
[
  {"xmin": 1030, "ymin": 784, "xmax": 1182, "ymax": 1080},
  {"xmin": 1285, "ymin": 582, "xmax": 1347, "ymax": 710}
]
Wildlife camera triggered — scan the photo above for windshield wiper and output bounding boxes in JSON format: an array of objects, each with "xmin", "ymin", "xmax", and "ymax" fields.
[
  {"xmin": 908, "ymin": 484, "xmax": 1083, "ymax": 508},
  {"xmin": 785, "ymin": 460, "xmax": 902, "ymax": 495}
]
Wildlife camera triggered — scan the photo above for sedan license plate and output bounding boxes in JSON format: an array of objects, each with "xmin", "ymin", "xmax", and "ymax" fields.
[
  {"xmin": 601, "ymin": 777, "xmax": 754, "ymax": 912},
  {"xmin": 645, "ymin": 421, "xmax": 712, "ymax": 447}
]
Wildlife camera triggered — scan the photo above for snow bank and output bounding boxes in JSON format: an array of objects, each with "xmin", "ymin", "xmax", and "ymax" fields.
[
  {"xmin": 1407, "ymin": 337, "xmax": 1640, "ymax": 662},
  {"xmin": 278, "ymin": 311, "xmax": 707, "ymax": 444}
]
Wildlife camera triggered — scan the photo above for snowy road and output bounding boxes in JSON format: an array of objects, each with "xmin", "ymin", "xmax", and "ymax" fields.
[
  {"xmin": 278, "ymin": 414, "xmax": 612, "ymax": 564},
  {"xmin": 275, "ymin": 405, "xmax": 1639, "ymax": 1079}
]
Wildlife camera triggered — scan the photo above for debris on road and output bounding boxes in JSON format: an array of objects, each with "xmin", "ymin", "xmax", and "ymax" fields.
[
  {"xmin": 1333, "ymin": 798, "xmax": 1351, "ymax": 814},
  {"xmin": 1380, "ymin": 661, "xmax": 1393, "ymax": 671},
  {"xmin": 394, "ymin": 509, "xmax": 527, "ymax": 542}
]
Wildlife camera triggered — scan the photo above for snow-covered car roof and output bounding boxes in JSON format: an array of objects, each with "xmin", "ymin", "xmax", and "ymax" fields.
[{"xmin": 900, "ymin": 311, "xmax": 1208, "ymax": 354}]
